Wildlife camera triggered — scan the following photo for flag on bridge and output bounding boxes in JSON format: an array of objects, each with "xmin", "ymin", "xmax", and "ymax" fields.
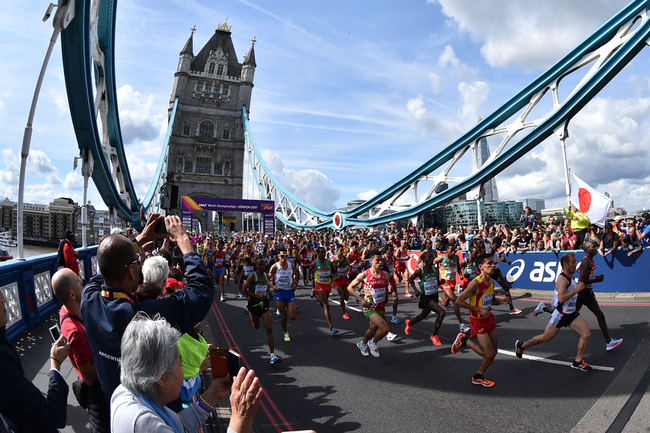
[{"xmin": 570, "ymin": 173, "xmax": 611, "ymax": 227}]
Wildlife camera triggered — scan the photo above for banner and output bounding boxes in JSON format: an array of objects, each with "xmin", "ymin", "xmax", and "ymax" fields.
[
  {"xmin": 181, "ymin": 196, "xmax": 275, "ymax": 235},
  {"xmin": 570, "ymin": 173, "xmax": 611, "ymax": 227}
]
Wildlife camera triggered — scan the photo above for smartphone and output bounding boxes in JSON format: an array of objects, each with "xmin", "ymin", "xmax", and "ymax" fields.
[
  {"xmin": 48, "ymin": 325, "xmax": 66, "ymax": 344},
  {"xmin": 210, "ymin": 348, "xmax": 242, "ymax": 380},
  {"xmin": 154, "ymin": 218, "xmax": 168, "ymax": 235}
]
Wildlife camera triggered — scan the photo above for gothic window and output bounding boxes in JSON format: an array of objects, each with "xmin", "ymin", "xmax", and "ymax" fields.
[
  {"xmin": 222, "ymin": 128, "xmax": 230, "ymax": 140},
  {"xmin": 196, "ymin": 157, "xmax": 211, "ymax": 174},
  {"xmin": 208, "ymin": 63, "xmax": 215, "ymax": 74},
  {"xmin": 199, "ymin": 121, "xmax": 214, "ymax": 138},
  {"xmin": 217, "ymin": 64, "xmax": 224, "ymax": 75},
  {"xmin": 183, "ymin": 160, "xmax": 193, "ymax": 173},
  {"xmin": 182, "ymin": 124, "xmax": 190, "ymax": 136},
  {"xmin": 221, "ymin": 85, "xmax": 230, "ymax": 96},
  {"xmin": 214, "ymin": 162, "xmax": 224, "ymax": 176},
  {"xmin": 196, "ymin": 82, "xmax": 203, "ymax": 92}
]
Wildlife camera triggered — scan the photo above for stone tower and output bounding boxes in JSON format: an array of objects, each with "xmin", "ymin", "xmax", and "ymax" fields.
[{"xmin": 166, "ymin": 20, "xmax": 256, "ymax": 231}]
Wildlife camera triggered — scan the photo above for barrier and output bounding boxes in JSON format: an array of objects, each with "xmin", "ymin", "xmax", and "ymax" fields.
[
  {"xmin": 0, "ymin": 246, "xmax": 99, "ymax": 343},
  {"xmin": 403, "ymin": 248, "xmax": 647, "ymax": 293}
]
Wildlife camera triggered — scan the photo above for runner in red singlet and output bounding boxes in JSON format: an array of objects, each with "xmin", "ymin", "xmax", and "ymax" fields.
[
  {"xmin": 395, "ymin": 240, "xmax": 411, "ymax": 297},
  {"xmin": 383, "ymin": 244, "xmax": 401, "ymax": 325}
]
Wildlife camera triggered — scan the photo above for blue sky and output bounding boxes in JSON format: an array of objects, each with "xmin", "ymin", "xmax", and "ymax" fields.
[{"xmin": 1, "ymin": 0, "xmax": 649, "ymax": 215}]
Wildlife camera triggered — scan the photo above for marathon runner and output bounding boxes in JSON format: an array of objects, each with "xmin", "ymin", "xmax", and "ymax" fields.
[
  {"xmin": 213, "ymin": 240, "xmax": 227, "ymax": 301},
  {"xmin": 452, "ymin": 253, "xmax": 511, "ymax": 387},
  {"xmin": 332, "ymin": 246, "xmax": 351, "ymax": 320},
  {"xmin": 515, "ymin": 252, "xmax": 592, "ymax": 371},
  {"xmin": 348, "ymin": 249, "xmax": 391, "ymax": 357},
  {"xmin": 383, "ymin": 244, "xmax": 401, "ymax": 325},
  {"xmin": 238, "ymin": 244, "xmax": 256, "ymax": 299},
  {"xmin": 268, "ymin": 247, "xmax": 299, "ymax": 342},
  {"xmin": 395, "ymin": 240, "xmax": 411, "ymax": 296},
  {"xmin": 435, "ymin": 244, "xmax": 471, "ymax": 334},
  {"xmin": 404, "ymin": 251, "xmax": 446, "ymax": 346},
  {"xmin": 486, "ymin": 237, "xmax": 522, "ymax": 315},
  {"xmin": 310, "ymin": 247, "xmax": 339, "ymax": 335},
  {"xmin": 347, "ymin": 242, "xmax": 363, "ymax": 297},
  {"xmin": 300, "ymin": 242, "xmax": 314, "ymax": 286},
  {"xmin": 241, "ymin": 257, "xmax": 281, "ymax": 364}
]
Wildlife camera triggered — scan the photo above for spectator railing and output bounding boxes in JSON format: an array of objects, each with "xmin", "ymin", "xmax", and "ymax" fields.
[{"xmin": 0, "ymin": 246, "xmax": 99, "ymax": 343}]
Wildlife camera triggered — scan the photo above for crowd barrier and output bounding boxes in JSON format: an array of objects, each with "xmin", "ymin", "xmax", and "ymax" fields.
[
  {"xmin": 0, "ymin": 247, "xmax": 99, "ymax": 343},
  {"xmin": 404, "ymin": 248, "xmax": 647, "ymax": 293}
]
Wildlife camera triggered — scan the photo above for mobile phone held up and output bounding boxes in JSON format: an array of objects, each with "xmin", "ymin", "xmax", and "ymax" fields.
[
  {"xmin": 210, "ymin": 348, "xmax": 242, "ymax": 380},
  {"xmin": 154, "ymin": 218, "xmax": 168, "ymax": 235},
  {"xmin": 49, "ymin": 325, "xmax": 67, "ymax": 344}
]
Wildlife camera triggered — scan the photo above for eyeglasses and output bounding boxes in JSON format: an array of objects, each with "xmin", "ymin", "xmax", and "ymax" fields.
[
  {"xmin": 125, "ymin": 255, "xmax": 142, "ymax": 268},
  {"xmin": 278, "ymin": 254, "xmax": 287, "ymax": 257}
]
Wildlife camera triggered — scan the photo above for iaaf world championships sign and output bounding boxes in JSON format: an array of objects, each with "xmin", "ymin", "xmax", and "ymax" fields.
[{"xmin": 181, "ymin": 196, "xmax": 275, "ymax": 235}]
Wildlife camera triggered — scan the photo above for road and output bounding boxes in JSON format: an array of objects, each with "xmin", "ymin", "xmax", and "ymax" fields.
[{"xmin": 203, "ymin": 281, "xmax": 650, "ymax": 433}]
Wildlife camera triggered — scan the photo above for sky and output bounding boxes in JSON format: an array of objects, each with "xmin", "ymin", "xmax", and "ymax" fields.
[{"xmin": 1, "ymin": 0, "xmax": 650, "ymax": 217}]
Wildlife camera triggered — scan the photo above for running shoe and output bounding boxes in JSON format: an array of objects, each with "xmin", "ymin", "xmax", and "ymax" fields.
[
  {"xmin": 342, "ymin": 312, "xmax": 350, "ymax": 320},
  {"xmin": 430, "ymin": 335, "xmax": 441, "ymax": 346},
  {"xmin": 310, "ymin": 292, "xmax": 315, "ymax": 299},
  {"xmin": 330, "ymin": 326, "xmax": 339, "ymax": 336},
  {"xmin": 405, "ymin": 292, "xmax": 413, "ymax": 298},
  {"xmin": 270, "ymin": 354, "xmax": 282, "ymax": 364},
  {"xmin": 357, "ymin": 341, "xmax": 369, "ymax": 357},
  {"xmin": 276, "ymin": 309, "xmax": 282, "ymax": 317},
  {"xmin": 243, "ymin": 305, "xmax": 249, "ymax": 315},
  {"xmin": 368, "ymin": 340, "xmax": 380, "ymax": 357},
  {"xmin": 571, "ymin": 360, "xmax": 592, "ymax": 371},
  {"xmin": 284, "ymin": 332, "xmax": 291, "ymax": 342},
  {"xmin": 515, "ymin": 340, "xmax": 524, "ymax": 358},
  {"xmin": 451, "ymin": 332, "xmax": 466, "ymax": 354},
  {"xmin": 606, "ymin": 338, "xmax": 623, "ymax": 351},
  {"xmin": 533, "ymin": 301, "xmax": 546, "ymax": 317},
  {"xmin": 404, "ymin": 319, "xmax": 412, "ymax": 335},
  {"xmin": 391, "ymin": 316, "xmax": 401, "ymax": 325},
  {"xmin": 387, "ymin": 332, "xmax": 397, "ymax": 341},
  {"xmin": 509, "ymin": 308, "xmax": 523, "ymax": 315},
  {"xmin": 472, "ymin": 376, "xmax": 495, "ymax": 387},
  {"xmin": 237, "ymin": 293, "xmax": 245, "ymax": 298},
  {"xmin": 220, "ymin": 295, "xmax": 225, "ymax": 302},
  {"xmin": 460, "ymin": 323, "xmax": 471, "ymax": 334}
]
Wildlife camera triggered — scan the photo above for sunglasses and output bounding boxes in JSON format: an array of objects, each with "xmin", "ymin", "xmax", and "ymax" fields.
[{"xmin": 125, "ymin": 255, "xmax": 142, "ymax": 268}]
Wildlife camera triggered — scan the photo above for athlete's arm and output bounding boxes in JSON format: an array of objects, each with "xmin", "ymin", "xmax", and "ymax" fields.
[
  {"xmin": 556, "ymin": 275, "xmax": 585, "ymax": 303},
  {"xmin": 407, "ymin": 268, "xmax": 423, "ymax": 296},
  {"xmin": 455, "ymin": 280, "xmax": 490, "ymax": 318},
  {"xmin": 578, "ymin": 258, "xmax": 604, "ymax": 284},
  {"xmin": 347, "ymin": 272, "xmax": 367, "ymax": 302},
  {"xmin": 241, "ymin": 273, "xmax": 261, "ymax": 299}
]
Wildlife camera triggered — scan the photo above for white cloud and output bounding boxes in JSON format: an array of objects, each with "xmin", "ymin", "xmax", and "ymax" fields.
[
  {"xmin": 55, "ymin": 93, "xmax": 69, "ymax": 116},
  {"xmin": 437, "ymin": 45, "xmax": 478, "ymax": 81},
  {"xmin": 427, "ymin": 72, "xmax": 443, "ymax": 94},
  {"xmin": 260, "ymin": 149, "xmax": 340, "ymax": 211},
  {"xmin": 63, "ymin": 171, "xmax": 83, "ymax": 191},
  {"xmin": 357, "ymin": 189, "xmax": 378, "ymax": 200},
  {"xmin": 27, "ymin": 150, "xmax": 62, "ymax": 184},
  {"xmin": 117, "ymin": 84, "xmax": 165, "ymax": 146},
  {"xmin": 124, "ymin": 153, "xmax": 158, "ymax": 198},
  {"xmin": 458, "ymin": 81, "xmax": 489, "ymax": 123},
  {"xmin": 429, "ymin": 0, "xmax": 631, "ymax": 70},
  {"xmin": 24, "ymin": 184, "xmax": 55, "ymax": 204}
]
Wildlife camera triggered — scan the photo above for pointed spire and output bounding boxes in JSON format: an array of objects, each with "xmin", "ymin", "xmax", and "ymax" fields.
[
  {"xmin": 181, "ymin": 25, "xmax": 196, "ymax": 56},
  {"xmin": 243, "ymin": 36, "xmax": 256, "ymax": 67}
]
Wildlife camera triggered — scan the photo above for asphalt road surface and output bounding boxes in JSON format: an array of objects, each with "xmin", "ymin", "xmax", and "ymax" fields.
[{"xmin": 203, "ymin": 281, "xmax": 650, "ymax": 433}]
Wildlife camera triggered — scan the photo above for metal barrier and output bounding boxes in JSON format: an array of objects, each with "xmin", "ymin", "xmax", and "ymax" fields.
[{"xmin": 0, "ymin": 246, "xmax": 98, "ymax": 343}]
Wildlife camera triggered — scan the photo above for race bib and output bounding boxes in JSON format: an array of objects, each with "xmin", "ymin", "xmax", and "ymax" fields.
[
  {"xmin": 319, "ymin": 271, "xmax": 331, "ymax": 283},
  {"xmin": 244, "ymin": 266, "xmax": 254, "ymax": 275},
  {"xmin": 445, "ymin": 268, "xmax": 457, "ymax": 280},
  {"xmin": 351, "ymin": 264, "xmax": 359, "ymax": 272},
  {"xmin": 215, "ymin": 258, "xmax": 223, "ymax": 266},
  {"xmin": 423, "ymin": 280, "xmax": 438, "ymax": 295},
  {"xmin": 372, "ymin": 288, "xmax": 386, "ymax": 303},
  {"xmin": 388, "ymin": 265, "xmax": 395, "ymax": 274},
  {"xmin": 466, "ymin": 266, "xmax": 477, "ymax": 278},
  {"xmin": 481, "ymin": 293, "xmax": 493, "ymax": 309},
  {"xmin": 255, "ymin": 285, "xmax": 268, "ymax": 296},
  {"xmin": 337, "ymin": 267, "xmax": 347, "ymax": 277},
  {"xmin": 306, "ymin": 253, "xmax": 313, "ymax": 260}
]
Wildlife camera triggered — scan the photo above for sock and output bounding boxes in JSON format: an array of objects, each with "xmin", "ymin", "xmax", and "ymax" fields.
[
  {"xmin": 461, "ymin": 335, "xmax": 469, "ymax": 346},
  {"xmin": 473, "ymin": 371, "xmax": 483, "ymax": 379},
  {"xmin": 270, "ymin": 353, "xmax": 275, "ymax": 357}
]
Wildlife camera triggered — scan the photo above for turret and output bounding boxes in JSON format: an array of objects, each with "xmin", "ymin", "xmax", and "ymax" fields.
[
  {"xmin": 178, "ymin": 26, "xmax": 195, "ymax": 73},
  {"xmin": 241, "ymin": 37, "xmax": 256, "ymax": 82}
]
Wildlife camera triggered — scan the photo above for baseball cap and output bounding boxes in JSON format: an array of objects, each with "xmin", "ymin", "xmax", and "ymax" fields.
[{"xmin": 605, "ymin": 222, "xmax": 613, "ymax": 229}]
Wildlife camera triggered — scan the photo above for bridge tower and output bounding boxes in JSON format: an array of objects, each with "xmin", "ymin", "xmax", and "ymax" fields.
[{"xmin": 166, "ymin": 20, "xmax": 256, "ymax": 231}]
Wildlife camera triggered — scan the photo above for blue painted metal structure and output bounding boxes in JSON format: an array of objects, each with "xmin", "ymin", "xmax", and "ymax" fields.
[{"xmin": 0, "ymin": 247, "xmax": 98, "ymax": 344}]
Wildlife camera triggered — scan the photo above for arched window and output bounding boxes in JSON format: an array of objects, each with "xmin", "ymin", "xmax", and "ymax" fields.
[
  {"xmin": 222, "ymin": 128, "xmax": 230, "ymax": 140},
  {"xmin": 214, "ymin": 162, "xmax": 223, "ymax": 176},
  {"xmin": 217, "ymin": 64, "xmax": 224, "ymax": 75},
  {"xmin": 199, "ymin": 121, "xmax": 214, "ymax": 138},
  {"xmin": 208, "ymin": 63, "xmax": 215, "ymax": 74}
]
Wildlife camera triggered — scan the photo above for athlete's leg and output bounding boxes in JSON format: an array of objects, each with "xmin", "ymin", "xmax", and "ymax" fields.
[
  {"xmin": 219, "ymin": 272, "xmax": 225, "ymax": 299},
  {"xmin": 335, "ymin": 285, "xmax": 348, "ymax": 315},
  {"xmin": 286, "ymin": 301, "xmax": 297, "ymax": 321},
  {"xmin": 497, "ymin": 275, "xmax": 516, "ymax": 310},
  {"xmin": 250, "ymin": 312, "xmax": 260, "ymax": 329},
  {"xmin": 390, "ymin": 287, "xmax": 399, "ymax": 317},
  {"xmin": 369, "ymin": 313, "xmax": 389, "ymax": 344},
  {"xmin": 443, "ymin": 289, "xmax": 463, "ymax": 324},
  {"xmin": 315, "ymin": 292, "xmax": 334, "ymax": 328},
  {"xmin": 521, "ymin": 323, "xmax": 561, "ymax": 350},
  {"xmin": 362, "ymin": 320, "xmax": 379, "ymax": 345},
  {"xmin": 568, "ymin": 315, "xmax": 591, "ymax": 362},
  {"xmin": 585, "ymin": 299, "xmax": 612, "ymax": 343},
  {"xmin": 261, "ymin": 311, "xmax": 274, "ymax": 354},
  {"xmin": 276, "ymin": 301, "xmax": 288, "ymax": 332},
  {"xmin": 427, "ymin": 301, "xmax": 446, "ymax": 336},
  {"xmin": 471, "ymin": 329, "xmax": 497, "ymax": 374}
]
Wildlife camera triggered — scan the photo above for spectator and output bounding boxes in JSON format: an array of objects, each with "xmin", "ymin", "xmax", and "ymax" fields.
[
  {"xmin": 111, "ymin": 314, "xmax": 260, "ymax": 433},
  {"xmin": 620, "ymin": 236, "xmax": 642, "ymax": 257},
  {"xmin": 638, "ymin": 213, "xmax": 650, "ymax": 247},
  {"xmin": 520, "ymin": 206, "xmax": 537, "ymax": 230},
  {"xmin": 0, "ymin": 290, "xmax": 70, "ymax": 432},
  {"xmin": 585, "ymin": 224, "xmax": 601, "ymax": 244},
  {"xmin": 562, "ymin": 226, "xmax": 578, "ymax": 250},
  {"xmin": 567, "ymin": 205, "xmax": 590, "ymax": 249},
  {"xmin": 82, "ymin": 214, "xmax": 215, "ymax": 403},
  {"xmin": 58, "ymin": 229, "xmax": 80, "ymax": 275},
  {"xmin": 598, "ymin": 223, "xmax": 619, "ymax": 257},
  {"xmin": 517, "ymin": 229, "xmax": 531, "ymax": 251},
  {"xmin": 52, "ymin": 268, "xmax": 110, "ymax": 433},
  {"xmin": 142, "ymin": 256, "xmax": 169, "ymax": 291}
]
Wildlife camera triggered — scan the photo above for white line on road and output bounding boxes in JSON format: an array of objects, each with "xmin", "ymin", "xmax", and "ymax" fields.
[
  {"xmin": 498, "ymin": 349, "xmax": 615, "ymax": 372},
  {"xmin": 330, "ymin": 299, "xmax": 362, "ymax": 313}
]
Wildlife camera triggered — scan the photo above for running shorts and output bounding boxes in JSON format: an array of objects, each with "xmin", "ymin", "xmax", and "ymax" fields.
[
  {"xmin": 214, "ymin": 268, "xmax": 225, "ymax": 275},
  {"xmin": 363, "ymin": 310, "xmax": 385, "ymax": 320},
  {"xmin": 418, "ymin": 293, "xmax": 439, "ymax": 309},
  {"xmin": 313, "ymin": 283, "xmax": 332, "ymax": 295},
  {"xmin": 333, "ymin": 277, "xmax": 349, "ymax": 288},
  {"xmin": 248, "ymin": 298, "xmax": 270, "ymax": 317},
  {"xmin": 395, "ymin": 261, "xmax": 406, "ymax": 272},
  {"xmin": 389, "ymin": 277, "xmax": 397, "ymax": 289},
  {"xmin": 443, "ymin": 280, "xmax": 456, "ymax": 291},
  {"xmin": 469, "ymin": 315, "xmax": 497, "ymax": 338},
  {"xmin": 576, "ymin": 289, "xmax": 596, "ymax": 309},
  {"xmin": 549, "ymin": 310, "xmax": 579, "ymax": 328},
  {"xmin": 274, "ymin": 289, "xmax": 295, "ymax": 304},
  {"xmin": 460, "ymin": 277, "xmax": 471, "ymax": 290}
]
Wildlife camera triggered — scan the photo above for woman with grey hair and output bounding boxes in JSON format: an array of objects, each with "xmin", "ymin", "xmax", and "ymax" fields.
[
  {"xmin": 111, "ymin": 313, "xmax": 262, "ymax": 433},
  {"xmin": 142, "ymin": 256, "xmax": 169, "ymax": 290}
]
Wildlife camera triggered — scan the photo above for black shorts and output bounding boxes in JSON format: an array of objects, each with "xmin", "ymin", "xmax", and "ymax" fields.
[
  {"xmin": 248, "ymin": 298, "xmax": 270, "ymax": 316},
  {"xmin": 550, "ymin": 310, "xmax": 579, "ymax": 328},
  {"xmin": 577, "ymin": 289, "xmax": 596, "ymax": 309},
  {"xmin": 419, "ymin": 292, "xmax": 439, "ymax": 309},
  {"xmin": 236, "ymin": 266, "xmax": 243, "ymax": 274}
]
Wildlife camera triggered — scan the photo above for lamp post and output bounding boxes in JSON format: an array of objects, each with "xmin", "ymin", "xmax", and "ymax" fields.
[{"xmin": 16, "ymin": 0, "xmax": 76, "ymax": 259}]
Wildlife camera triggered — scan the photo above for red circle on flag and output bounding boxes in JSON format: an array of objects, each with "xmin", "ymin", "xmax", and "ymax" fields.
[{"xmin": 578, "ymin": 188, "xmax": 591, "ymax": 213}]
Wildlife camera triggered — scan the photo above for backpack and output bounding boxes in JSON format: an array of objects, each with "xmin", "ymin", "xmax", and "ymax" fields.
[{"xmin": 57, "ymin": 239, "xmax": 67, "ymax": 267}]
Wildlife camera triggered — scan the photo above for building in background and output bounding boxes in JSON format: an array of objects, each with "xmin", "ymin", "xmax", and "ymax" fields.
[
  {"xmin": 0, "ymin": 198, "xmax": 80, "ymax": 245},
  {"xmin": 476, "ymin": 133, "xmax": 499, "ymax": 202},
  {"xmin": 525, "ymin": 198, "xmax": 546, "ymax": 212},
  {"xmin": 445, "ymin": 199, "xmax": 524, "ymax": 229}
]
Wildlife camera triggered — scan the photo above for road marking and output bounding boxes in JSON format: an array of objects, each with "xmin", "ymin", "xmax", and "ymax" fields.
[
  {"xmin": 498, "ymin": 349, "xmax": 615, "ymax": 372},
  {"xmin": 330, "ymin": 299, "xmax": 363, "ymax": 313}
]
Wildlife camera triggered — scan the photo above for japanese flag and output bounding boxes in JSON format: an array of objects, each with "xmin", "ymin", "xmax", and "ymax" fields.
[{"xmin": 570, "ymin": 173, "xmax": 612, "ymax": 227}]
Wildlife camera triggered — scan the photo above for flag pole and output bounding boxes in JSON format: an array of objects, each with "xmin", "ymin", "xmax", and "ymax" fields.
[{"xmin": 555, "ymin": 123, "xmax": 572, "ymax": 207}]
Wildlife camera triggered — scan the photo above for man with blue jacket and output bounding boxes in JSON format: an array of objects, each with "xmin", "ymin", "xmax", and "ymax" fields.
[{"xmin": 82, "ymin": 214, "xmax": 215, "ymax": 404}]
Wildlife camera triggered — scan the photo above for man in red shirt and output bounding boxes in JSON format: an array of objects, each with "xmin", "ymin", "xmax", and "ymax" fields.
[
  {"xmin": 52, "ymin": 268, "xmax": 109, "ymax": 432},
  {"xmin": 61, "ymin": 230, "xmax": 79, "ymax": 275}
]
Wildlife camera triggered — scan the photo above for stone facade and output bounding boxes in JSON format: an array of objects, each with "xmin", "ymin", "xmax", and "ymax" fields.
[
  {"xmin": 165, "ymin": 21, "xmax": 256, "ymax": 231},
  {"xmin": 1, "ymin": 197, "xmax": 79, "ymax": 242}
]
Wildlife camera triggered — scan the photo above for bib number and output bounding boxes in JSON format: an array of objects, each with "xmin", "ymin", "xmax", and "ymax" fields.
[
  {"xmin": 423, "ymin": 280, "xmax": 438, "ymax": 295},
  {"xmin": 319, "ymin": 271, "xmax": 331, "ymax": 283},
  {"xmin": 481, "ymin": 293, "xmax": 493, "ymax": 309},
  {"xmin": 372, "ymin": 288, "xmax": 386, "ymax": 303},
  {"xmin": 255, "ymin": 285, "xmax": 268, "ymax": 296},
  {"xmin": 445, "ymin": 268, "xmax": 457, "ymax": 280},
  {"xmin": 337, "ymin": 267, "xmax": 347, "ymax": 277},
  {"xmin": 244, "ymin": 266, "xmax": 254, "ymax": 275}
]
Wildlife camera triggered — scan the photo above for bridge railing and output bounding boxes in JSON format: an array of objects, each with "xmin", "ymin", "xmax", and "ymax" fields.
[{"xmin": 1, "ymin": 246, "xmax": 99, "ymax": 343}]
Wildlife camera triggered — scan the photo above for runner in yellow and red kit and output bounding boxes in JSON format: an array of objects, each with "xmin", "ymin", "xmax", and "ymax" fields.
[
  {"xmin": 332, "ymin": 247, "xmax": 350, "ymax": 320},
  {"xmin": 434, "ymin": 244, "xmax": 470, "ymax": 334},
  {"xmin": 310, "ymin": 247, "xmax": 338, "ymax": 335}
]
